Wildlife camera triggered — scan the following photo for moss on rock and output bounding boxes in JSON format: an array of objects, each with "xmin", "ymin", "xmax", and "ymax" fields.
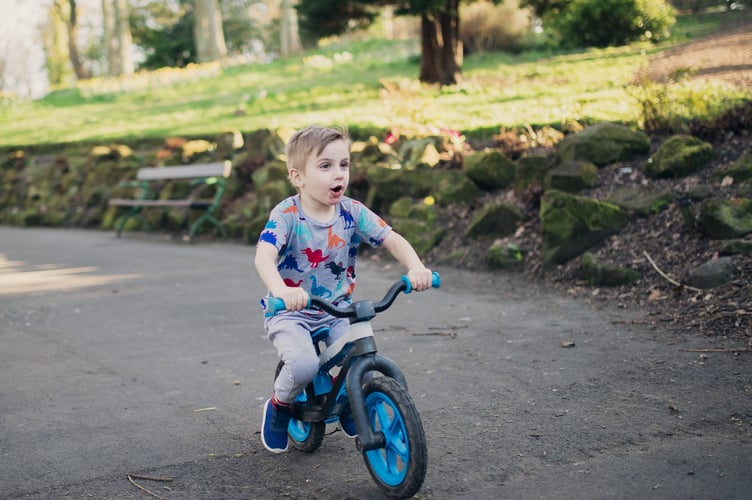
[
  {"xmin": 464, "ymin": 150, "xmax": 516, "ymax": 191},
  {"xmin": 465, "ymin": 203, "xmax": 523, "ymax": 239},
  {"xmin": 645, "ymin": 135, "xmax": 715, "ymax": 178},
  {"xmin": 556, "ymin": 122, "xmax": 650, "ymax": 166},
  {"xmin": 698, "ymin": 197, "xmax": 752, "ymax": 239},
  {"xmin": 541, "ymin": 190, "xmax": 629, "ymax": 266}
]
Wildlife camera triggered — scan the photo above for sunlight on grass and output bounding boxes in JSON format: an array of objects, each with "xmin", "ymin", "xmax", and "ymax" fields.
[{"xmin": 0, "ymin": 20, "xmax": 748, "ymax": 148}]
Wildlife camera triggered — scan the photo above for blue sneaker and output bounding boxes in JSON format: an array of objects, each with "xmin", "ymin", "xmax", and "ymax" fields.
[
  {"xmin": 339, "ymin": 406, "xmax": 358, "ymax": 438},
  {"xmin": 261, "ymin": 398, "xmax": 292, "ymax": 453}
]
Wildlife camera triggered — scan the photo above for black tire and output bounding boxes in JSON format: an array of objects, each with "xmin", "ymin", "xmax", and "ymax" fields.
[
  {"xmin": 288, "ymin": 413, "xmax": 325, "ymax": 452},
  {"xmin": 361, "ymin": 376, "xmax": 427, "ymax": 499},
  {"xmin": 273, "ymin": 361, "xmax": 325, "ymax": 453}
]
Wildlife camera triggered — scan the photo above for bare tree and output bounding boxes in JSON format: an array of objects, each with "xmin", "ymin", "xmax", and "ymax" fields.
[
  {"xmin": 102, "ymin": 0, "xmax": 118, "ymax": 76},
  {"xmin": 115, "ymin": 0, "xmax": 134, "ymax": 75},
  {"xmin": 53, "ymin": 0, "xmax": 90, "ymax": 80},
  {"xmin": 43, "ymin": 1, "xmax": 72, "ymax": 86},
  {"xmin": 194, "ymin": 0, "xmax": 228, "ymax": 63},
  {"xmin": 280, "ymin": 0, "xmax": 302, "ymax": 56},
  {"xmin": 102, "ymin": 0, "xmax": 134, "ymax": 76}
]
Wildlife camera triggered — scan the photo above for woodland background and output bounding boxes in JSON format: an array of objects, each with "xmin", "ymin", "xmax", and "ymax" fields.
[{"xmin": 1, "ymin": 1, "xmax": 751, "ymax": 341}]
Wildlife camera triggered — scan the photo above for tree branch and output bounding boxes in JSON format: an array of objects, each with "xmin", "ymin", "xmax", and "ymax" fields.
[{"xmin": 643, "ymin": 251, "xmax": 702, "ymax": 293}]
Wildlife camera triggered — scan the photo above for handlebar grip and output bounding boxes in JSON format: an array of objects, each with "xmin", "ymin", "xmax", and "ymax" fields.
[
  {"xmin": 266, "ymin": 297, "xmax": 286, "ymax": 314},
  {"xmin": 264, "ymin": 296, "xmax": 316, "ymax": 316},
  {"xmin": 432, "ymin": 272, "xmax": 441, "ymax": 288},
  {"xmin": 400, "ymin": 271, "xmax": 441, "ymax": 294}
]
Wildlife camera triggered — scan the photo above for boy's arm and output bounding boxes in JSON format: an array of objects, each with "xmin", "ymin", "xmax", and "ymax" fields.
[
  {"xmin": 254, "ymin": 242, "xmax": 309, "ymax": 311},
  {"xmin": 381, "ymin": 231, "xmax": 433, "ymax": 292}
]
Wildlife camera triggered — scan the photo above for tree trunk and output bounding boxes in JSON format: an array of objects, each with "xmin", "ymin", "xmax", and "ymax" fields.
[
  {"xmin": 194, "ymin": 0, "xmax": 228, "ymax": 63},
  {"xmin": 46, "ymin": 2, "xmax": 73, "ymax": 85},
  {"xmin": 437, "ymin": 0, "xmax": 462, "ymax": 85},
  {"xmin": 383, "ymin": 5, "xmax": 395, "ymax": 40},
  {"xmin": 102, "ymin": 0, "xmax": 118, "ymax": 76},
  {"xmin": 56, "ymin": 0, "xmax": 89, "ymax": 80},
  {"xmin": 419, "ymin": 14, "xmax": 440, "ymax": 84},
  {"xmin": 114, "ymin": 0, "xmax": 134, "ymax": 76},
  {"xmin": 280, "ymin": 0, "xmax": 303, "ymax": 56},
  {"xmin": 418, "ymin": 0, "xmax": 462, "ymax": 86}
]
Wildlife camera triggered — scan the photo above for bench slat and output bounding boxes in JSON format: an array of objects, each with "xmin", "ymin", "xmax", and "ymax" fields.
[{"xmin": 136, "ymin": 161, "xmax": 231, "ymax": 181}]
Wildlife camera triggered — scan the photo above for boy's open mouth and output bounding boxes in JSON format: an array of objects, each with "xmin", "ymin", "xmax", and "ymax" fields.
[{"xmin": 331, "ymin": 185, "xmax": 344, "ymax": 194}]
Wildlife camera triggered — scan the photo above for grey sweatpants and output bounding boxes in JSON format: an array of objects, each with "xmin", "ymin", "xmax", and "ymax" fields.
[{"xmin": 264, "ymin": 311, "xmax": 350, "ymax": 403}]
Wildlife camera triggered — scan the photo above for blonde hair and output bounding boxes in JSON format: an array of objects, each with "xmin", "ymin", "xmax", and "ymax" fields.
[{"xmin": 285, "ymin": 125, "xmax": 351, "ymax": 173}]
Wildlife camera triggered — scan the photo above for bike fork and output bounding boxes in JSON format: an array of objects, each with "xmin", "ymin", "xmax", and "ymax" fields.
[{"xmin": 346, "ymin": 353, "xmax": 408, "ymax": 452}]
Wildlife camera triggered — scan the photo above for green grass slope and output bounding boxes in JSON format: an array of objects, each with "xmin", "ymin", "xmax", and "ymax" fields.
[{"xmin": 0, "ymin": 11, "xmax": 748, "ymax": 148}]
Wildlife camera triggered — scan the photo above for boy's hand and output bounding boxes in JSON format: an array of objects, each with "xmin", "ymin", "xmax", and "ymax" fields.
[
  {"xmin": 407, "ymin": 267, "xmax": 434, "ymax": 292},
  {"xmin": 275, "ymin": 286, "xmax": 309, "ymax": 311}
]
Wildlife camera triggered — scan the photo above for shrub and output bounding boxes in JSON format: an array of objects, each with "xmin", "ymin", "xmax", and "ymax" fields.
[
  {"xmin": 628, "ymin": 71, "xmax": 751, "ymax": 135},
  {"xmin": 548, "ymin": 0, "xmax": 676, "ymax": 48},
  {"xmin": 460, "ymin": 0, "xmax": 532, "ymax": 54}
]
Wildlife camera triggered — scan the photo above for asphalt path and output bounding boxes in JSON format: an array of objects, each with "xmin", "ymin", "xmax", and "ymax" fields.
[{"xmin": 1, "ymin": 226, "xmax": 750, "ymax": 499}]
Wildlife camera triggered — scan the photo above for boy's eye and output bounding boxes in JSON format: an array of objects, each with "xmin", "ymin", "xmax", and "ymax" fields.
[{"xmin": 319, "ymin": 162, "xmax": 331, "ymax": 170}]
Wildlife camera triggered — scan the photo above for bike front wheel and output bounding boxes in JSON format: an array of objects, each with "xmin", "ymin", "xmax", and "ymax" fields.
[{"xmin": 361, "ymin": 376, "xmax": 427, "ymax": 499}]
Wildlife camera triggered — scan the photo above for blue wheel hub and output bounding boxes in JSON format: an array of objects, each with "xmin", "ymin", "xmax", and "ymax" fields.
[{"xmin": 364, "ymin": 391, "xmax": 409, "ymax": 486}]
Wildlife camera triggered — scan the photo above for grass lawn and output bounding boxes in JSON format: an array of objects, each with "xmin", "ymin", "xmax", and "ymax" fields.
[{"xmin": 0, "ymin": 10, "xmax": 748, "ymax": 148}]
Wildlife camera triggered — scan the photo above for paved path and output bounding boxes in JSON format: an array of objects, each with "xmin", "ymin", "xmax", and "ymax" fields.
[{"xmin": 1, "ymin": 227, "xmax": 750, "ymax": 499}]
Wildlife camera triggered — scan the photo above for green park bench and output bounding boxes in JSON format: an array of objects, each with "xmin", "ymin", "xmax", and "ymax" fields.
[{"xmin": 108, "ymin": 161, "xmax": 232, "ymax": 243}]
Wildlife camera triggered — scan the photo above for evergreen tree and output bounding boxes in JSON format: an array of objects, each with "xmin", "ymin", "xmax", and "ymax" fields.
[{"xmin": 296, "ymin": 0, "xmax": 463, "ymax": 85}]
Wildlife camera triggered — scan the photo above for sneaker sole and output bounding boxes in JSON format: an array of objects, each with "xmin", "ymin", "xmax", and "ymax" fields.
[{"xmin": 341, "ymin": 427, "xmax": 358, "ymax": 439}]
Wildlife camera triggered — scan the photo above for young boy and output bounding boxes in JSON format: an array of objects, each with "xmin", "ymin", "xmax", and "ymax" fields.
[{"xmin": 254, "ymin": 125, "xmax": 433, "ymax": 453}]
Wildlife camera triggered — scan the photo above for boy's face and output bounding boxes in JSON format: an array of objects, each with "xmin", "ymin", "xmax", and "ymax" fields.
[{"xmin": 290, "ymin": 139, "xmax": 350, "ymax": 212}]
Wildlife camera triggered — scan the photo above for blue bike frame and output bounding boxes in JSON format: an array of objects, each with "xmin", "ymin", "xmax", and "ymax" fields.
[{"xmin": 265, "ymin": 273, "xmax": 440, "ymax": 452}]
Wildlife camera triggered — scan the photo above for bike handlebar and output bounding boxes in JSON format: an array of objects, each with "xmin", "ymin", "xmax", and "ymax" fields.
[{"xmin": 265, "ymin": 272, "xmax": 441, "ymax": 318}]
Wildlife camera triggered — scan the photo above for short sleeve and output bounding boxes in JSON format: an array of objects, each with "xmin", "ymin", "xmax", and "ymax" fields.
[
  {"xmin": 257, "ymin": 197, "xmax": 295, "ymax": 253},
  {"xmin": 353, "ymin": 201, "xmax": 391, "ymax": 247}
]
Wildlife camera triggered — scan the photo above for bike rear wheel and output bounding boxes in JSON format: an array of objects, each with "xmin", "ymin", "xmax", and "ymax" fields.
[
  {"xmin": 288, "ymin": 410, "xmax": 325, "ymax": 452},
  {"xmin": 361, "ymin": 376, "xmax": 427, "ymax": 499},
  {"xmin": 274, "ymin": 361, "xmax": 325, "ymax": 452}
]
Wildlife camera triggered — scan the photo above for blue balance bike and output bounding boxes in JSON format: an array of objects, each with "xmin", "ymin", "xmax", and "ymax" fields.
[{"xmin": 266, "ymin": 272, "xmax": 440, "ymax": 499}]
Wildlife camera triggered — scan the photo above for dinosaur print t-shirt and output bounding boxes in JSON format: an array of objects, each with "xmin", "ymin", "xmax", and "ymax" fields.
[{"xmin": 258, "ymin": 194, "xmax": 391, "ymax": 306}]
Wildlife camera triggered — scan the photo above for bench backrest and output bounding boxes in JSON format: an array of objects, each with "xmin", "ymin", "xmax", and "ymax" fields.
[{"xmin": 137, "ymin": 161, "xmax": 232, "ymax": 181}]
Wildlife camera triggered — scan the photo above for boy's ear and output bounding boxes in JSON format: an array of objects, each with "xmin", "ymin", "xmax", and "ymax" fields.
[{"xmin": 288, "ymin": 168, "xmax": 303, "ymax": 188}]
